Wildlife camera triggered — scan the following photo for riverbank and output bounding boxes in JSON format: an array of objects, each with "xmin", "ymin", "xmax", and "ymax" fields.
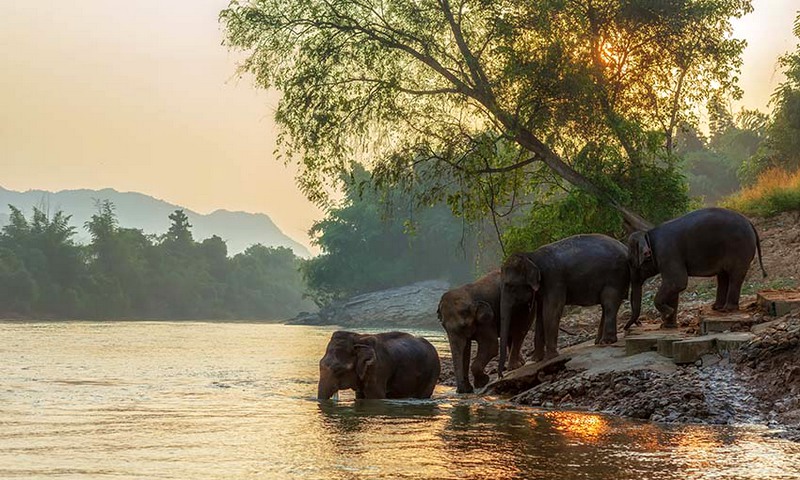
[{"xmin": 438, "ymin": 302, "xmax": 800, "ymax": 440}]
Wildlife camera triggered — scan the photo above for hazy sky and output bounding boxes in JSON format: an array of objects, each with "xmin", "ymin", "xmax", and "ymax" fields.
[{"xmin": 1, "ymin": 1, "xmax": 798, "ymax": 252}]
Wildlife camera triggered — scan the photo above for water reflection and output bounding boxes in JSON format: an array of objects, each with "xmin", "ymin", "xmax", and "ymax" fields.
[{"xmin": 1, "ymin": 322, "xmax": 799, "ymax": 480}]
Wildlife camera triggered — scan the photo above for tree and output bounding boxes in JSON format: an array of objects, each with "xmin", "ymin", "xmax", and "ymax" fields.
[
  {"xmin": 222, "ymin": 0, "xmax": 751, "ymax": 230},
  {"xmin": 677, "ymin": 106, "xmax": 766, "ymax": 202},
  {"xmin": 740, "ymin": 12, "xmax": 800, "ymax": 182},
  {"xmin": 165, "ymin": 210, "xmax": 193, "ymax": 246},
  {"xmin": 302, "ymin": 164, "xmax": 479, "ymax": 304},
  {"xmin": 0, "ymin": 206, "xmax": 85, "ymax": 315}
]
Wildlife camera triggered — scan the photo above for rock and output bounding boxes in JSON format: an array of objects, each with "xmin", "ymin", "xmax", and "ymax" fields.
[
  {"xmin": 673, "ymin": 337, "xmax": 717, "ymax": 364},
  {"xmin": 757, "ymin": 290, "xmax": 800, "ymax": 317},
  {"xmin": 751, "ymin": 318, "xmax": 787, "ymax": 335},
  {"xmin": 287, "ymin": 279, "xmax": 450, "ymax": 328}
]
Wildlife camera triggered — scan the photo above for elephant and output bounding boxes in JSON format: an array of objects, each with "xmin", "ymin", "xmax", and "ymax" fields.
[
  {"xmin": 317, "ymin": 331, "xmax": 440, "ymax": 400},
  {"xmin": 437, "ymin": 270, "xmax": 533, "ymax": 394},
  {"xmin": 499, "ymin": 234, "xmax": 630, "ymax": 376},
  {"xmin": 624, "ymin": 207, "xmax": 766, "ymax": 330}
]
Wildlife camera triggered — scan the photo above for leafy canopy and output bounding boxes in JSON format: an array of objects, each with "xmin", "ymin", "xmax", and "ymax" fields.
[{"xmin": 222, "ymin": 0, "xmax": 751, "ymax": 228}]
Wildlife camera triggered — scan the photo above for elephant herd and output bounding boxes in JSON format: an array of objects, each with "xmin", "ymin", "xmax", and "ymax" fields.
[{"xmin": 318, "ymin": 208, "xmax": 766, "ymax": 400}]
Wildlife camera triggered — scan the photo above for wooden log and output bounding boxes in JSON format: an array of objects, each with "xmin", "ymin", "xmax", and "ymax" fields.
[{"xmin": 483, "ymin": 355, "xmax": 571, "ymax": 396}]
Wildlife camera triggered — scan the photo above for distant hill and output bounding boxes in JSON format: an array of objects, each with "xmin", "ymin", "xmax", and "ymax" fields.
[{"xmin": 0, "ymin": 187, "xmax": 310, "ymax": 257}]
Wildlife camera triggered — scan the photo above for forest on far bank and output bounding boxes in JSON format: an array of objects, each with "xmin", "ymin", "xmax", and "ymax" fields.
[{"xmin": 0, "ymin": 201, "xmax": 313, "ymax": 320}]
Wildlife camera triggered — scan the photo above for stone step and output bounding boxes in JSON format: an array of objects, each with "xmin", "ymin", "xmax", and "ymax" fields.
[
  {"xmin": 714, "ymin": 332, "xmax": 755, "ymax": 353},
  {"xmin": 757, "ymin": 290, "xmax": 800, "ymax": 317},
  {"xmin": 624, "ymin": 334, "xmax": 663, "ymax": 356},
  {"xmin": 700, "ymin": 312, "xmax": 755, "ymax": 334},
  {"xmin": 672, "ymin": 337, "xmax": 717, "ymax": 364},
  {"xmin": 656, "ymin": 336, "xmax": 684, "ymax": 358}
]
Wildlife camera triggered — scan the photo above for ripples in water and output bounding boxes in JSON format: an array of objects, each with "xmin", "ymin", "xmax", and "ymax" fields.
[{"xmin": 1, "ymin": 321, "xmax": 798, "ymax": 479}]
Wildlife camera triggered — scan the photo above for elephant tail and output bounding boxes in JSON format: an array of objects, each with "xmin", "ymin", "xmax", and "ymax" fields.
[{"xmin": 751, "ymin": 222, "xmax": 767, "ymax": 278}]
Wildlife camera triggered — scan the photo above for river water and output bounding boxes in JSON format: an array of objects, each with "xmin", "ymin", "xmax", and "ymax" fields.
[{"xmin": 1, "ymin": 322, "xmax": 799, "ymax": 479}]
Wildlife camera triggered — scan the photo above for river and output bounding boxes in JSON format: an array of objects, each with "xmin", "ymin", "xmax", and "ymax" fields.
[{"xmin": 1, "ymin": 322, "xmax": 798, "ymax": 479}]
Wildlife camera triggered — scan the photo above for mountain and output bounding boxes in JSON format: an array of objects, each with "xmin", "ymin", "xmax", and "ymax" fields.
[{"xmin": 0, "ymin": 187, "xmax": 310, "ymax": 257}]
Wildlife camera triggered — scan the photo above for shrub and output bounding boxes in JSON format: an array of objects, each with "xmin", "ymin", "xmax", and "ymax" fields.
[{"xmin": 722, "ymin": 168, "xmax": 800, "ymax": 217}]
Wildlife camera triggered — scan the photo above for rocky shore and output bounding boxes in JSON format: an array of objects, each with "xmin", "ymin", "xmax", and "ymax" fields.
[{"xmin": 439, "ymin": 306, "xmax": 800, "ymax": 440}]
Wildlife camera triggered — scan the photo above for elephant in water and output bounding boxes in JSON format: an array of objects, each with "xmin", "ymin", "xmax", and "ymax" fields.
[
  {"xmin": 499, "ymin": 234, "xmax": 631, "ymax": 376},
  {"xmin": 438, "ymin": 270, "xmax": 533, "ymax": 394},
  {"xmin": 625, "ymin": 207, "xmax": 767, "ymax": 330},
  {"xmin": 317, "ymin": 331, "xmax": 440, "ymax": 400}
]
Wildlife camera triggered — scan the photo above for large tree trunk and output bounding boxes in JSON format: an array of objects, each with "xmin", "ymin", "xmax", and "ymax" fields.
[
  {"xmin": 512, "ymin": 129, "xmax": 653, "ymax": 233},
  {"xmin": 471, "ymin": 93, "xmax": 654, "ymax": 233}
]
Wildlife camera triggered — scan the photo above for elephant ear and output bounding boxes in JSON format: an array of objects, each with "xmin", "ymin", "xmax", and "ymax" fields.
[
  {"xmin": 472, "ymin": 301, "xmax": 494, "ymax": 325},
  {"xmin": 627, "ymin": 231, "xmax": 651, "ymax": 267},
  {"xmin": 524, "ymin": 257, "xmax": 541, "ymax": 292},
  {"xmin": 354, "ymin": 338, "xmax": 377, "ymax": 380}
]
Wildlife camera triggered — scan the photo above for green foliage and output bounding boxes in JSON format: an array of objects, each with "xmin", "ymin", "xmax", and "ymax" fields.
[
  {"xmin": 740, "ymin": 13, "xmax": 800, "ymax": 182},
  {"xmin": 502, "ymin": 158, "xmax": 691, "ymax": 254},
  {"xmin": 302, "ymin": 164, "xmax": 478, "ymax": 305},
  {"xmin": 675, "ymin": 107, "xmax": 766, "ymax": 203},
  {"xmin": 0, "ymin": 203, "xmax": 313, "ymax": 320},
  {"xmin": 222, "ymin": 0, "xmax": 751, "ymax": 228}
]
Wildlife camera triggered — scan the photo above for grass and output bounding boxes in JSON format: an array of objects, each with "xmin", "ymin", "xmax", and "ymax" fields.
[{"xmin": 722, "ymin": 168, "xmax": 800, "ymax": 217}]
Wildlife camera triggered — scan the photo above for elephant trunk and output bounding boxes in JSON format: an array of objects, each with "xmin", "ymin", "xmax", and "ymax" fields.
[
  {"xmin": 498, "ymin": 290, "xmax": 513, "ymax": 378},
  {"xmin": 317, "ymin": 369, "xmax": 338, "ymax": 400},
  {"xmin": 449, "ymin": 336, "xmax": 472, "ymax": 393},
  {"xmin": 625, "ymin": 275, "xmax": 643, "ymax": 330}
]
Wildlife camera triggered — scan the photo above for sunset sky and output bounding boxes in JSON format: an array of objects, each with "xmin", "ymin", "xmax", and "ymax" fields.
[{"xmin": 1, "ymin": 0, "xmax": 798, "ymax": 252}]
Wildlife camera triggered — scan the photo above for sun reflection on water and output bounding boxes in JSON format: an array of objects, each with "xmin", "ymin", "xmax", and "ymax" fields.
[{"xmin": 545, "ymin": 410, "xmax": 610, "ymax": 444}]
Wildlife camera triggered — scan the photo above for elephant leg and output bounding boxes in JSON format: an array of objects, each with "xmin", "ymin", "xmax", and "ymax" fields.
[
  {"xmin": 509, "ymin": 309, "xmax": 534, "ymax": 370},
  {"xmin": 723, "ymin": 268, "xmax": 747, "ymax": 311},
  {"xmin": 713, "ymin": 272, "xmax": 729, "ymax": 311},
  {"xmin": 597, "ymin": 288, "xmax": 622, "ymax": 344},
  {"xmin": 532, "ymin": 301, "xmax": 545, "ymax": 362},
  {"xmin": 471, "ymin": 335, "xmax": 498, "ymax": 389},
  {"xmin": 655, "ymin": 270, "xmax": 686, "ymax": 328},
  {"xmin": 595, "ymin": 312, "xmax": 604, "ymax": 345},
  {"xmin": 449, "ymin": 336, "xmax": 473, "ymax": 394},
  {"xmin": 542, "ymin": 294, "xmax": 565, "ymax": 360}
]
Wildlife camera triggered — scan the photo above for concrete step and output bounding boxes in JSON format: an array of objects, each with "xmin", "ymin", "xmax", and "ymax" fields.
[
  {"xmin": 701, "ymin": 312, "xmax": 755, "ymax": 334},
  {"xmin": 672, "ymin": 337, "xmax": 717, "ymax": 364},
  {"xmin": 656, "ymin": 336, "xmax": 684, "ymax": 358},
  {"xmin": 714, "ymin": 332, "xmax": 754, "ymax": 353},
  {"xmin": 672, "ymin": 332, "xmax": 754, "ymax": 364},
  {"xmin": 624, "ymin": 334, "xmax": 664, "ymax": 356},
  {"xmin": 757, "ymin": 290, "xmax": 800, "ymax": 317}
]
